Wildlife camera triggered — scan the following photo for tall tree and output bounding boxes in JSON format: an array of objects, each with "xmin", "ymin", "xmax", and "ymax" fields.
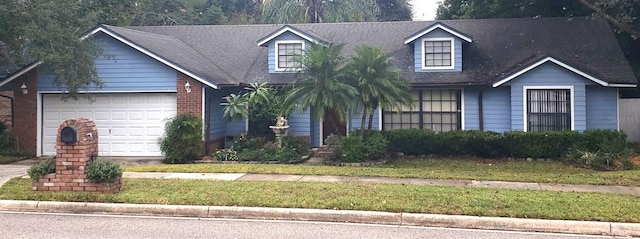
[
  {"xmin": 261, "ymin": 0, "xmax": 380, "ymax": 23},
  {"xmin": 436, "ymin": 0, "xmax": 591, "ymax": 20},
  {"xmin": 346, "ymin": 45, "xmax": 411, "ymax": 137},
  {"xmin": 0, "ymin": 0, "xmax": 104, "ymax": 95},
  {"xmin": 281, "ymin": 43, "xmax": 358, "ymax": 136},
  {"xmin": 376, "ymin": 0, "xmax": 413, "ymax": 21}
]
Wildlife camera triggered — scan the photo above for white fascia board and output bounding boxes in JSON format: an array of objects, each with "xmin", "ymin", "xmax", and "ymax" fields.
[
  {"xmin": 608, "ymin": 83, "xmax": 637, "ymax": 88},
  {"xmin": 0, "ymin": 62, "xmax": 41, "ymax": 88},
  {"xmin": 404, "ymin": 24, "xmax": 473, "ymax": 44},
  {"xmin": 89, "ymin": 27, "xmax": 218, "ymax": 90},
  {"xmin": 37, "ymin": 90, "xmax": 178, "ymax": 94},
  {"xmin": 493, "ymin": 57, "xmax": 609, "ymax": 88},
  {"xmin": 257, "ymin": 27, "xmax": 318, "ymax": 46}
]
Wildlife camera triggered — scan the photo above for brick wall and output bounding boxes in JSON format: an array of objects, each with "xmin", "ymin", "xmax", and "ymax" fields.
[
  {"xmin": 0, "ymin": 90, "xmax": 12, "ymax": 127},
  {"xmin": 177, "ymin": 73, "xmax": 203, "ymax": 118},
  {"xmin": 12, "ymin": 69, "xmax": 37, "ymax": 155},
  {"xmin": 32, "ymin": 118, "xmax": 121, "ymax": 193}
]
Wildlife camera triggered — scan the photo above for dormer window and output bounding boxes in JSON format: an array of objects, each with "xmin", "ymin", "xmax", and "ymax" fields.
[
  {"xmin": 422, "ymin": 38, "xmax": 455, "ymax": 70},
  {"xmin": 275, "ymin": 40, "xmax": 304, "ymax": 71}
]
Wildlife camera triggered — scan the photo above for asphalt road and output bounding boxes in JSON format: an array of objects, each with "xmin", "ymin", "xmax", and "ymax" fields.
[{"xmin": 0, "ymin": 211, "xmax": 625, "ymax": 239}]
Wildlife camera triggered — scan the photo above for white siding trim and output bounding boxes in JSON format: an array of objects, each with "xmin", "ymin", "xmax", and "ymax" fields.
[
  {"xmin": 421, "ymin": 37, "xmax": 455, "ymax": 71},
  {"xmin": 36, "ymin": 93, "xmax": 42, "ymax": 157},
  {"xmin": 460, "ymin": 88, "xmax": 465, "ymax": 130},
  {"xmin": 617, "ymin": 88, "xmax": 621, "ymax": 131},
  {"xmin": 257, "ymin": 27, "xmax": 318, "ymax": 46},
  {"xmin": 274, "ymin": 40, "xmax": 305, "ymax": 72},
  {"xmin": 522, "ymin": 86, "xmax": 575, "ymax": 132},
  {"xmin": 404, "ymin": 23, "xmax": 473, "ymax": 44},
  {"xmin": 87, "ymin": 27, "xmax": 218, "ymax": 90},
  {"xmin": 609, "ymin": 84, "xmax": 637, "ymax": 88},
  {"xmin": 202, "ymin": 86, "xmax": 206, "ymax": 139},
  {"xmin": 494, "ymin": 57, "xmax": 613, "ymax": 88},
  {"xmin": 378, "ymin": 107, "xmax": 383, "ymax": 131}
]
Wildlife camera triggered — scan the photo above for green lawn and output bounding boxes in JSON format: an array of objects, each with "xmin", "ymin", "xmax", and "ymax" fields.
[
  {"xmin": 1, "ymin": 177, "xmax": 639, "ymax": 222},
  {"xmin": 125, "ymin": 157, "xmax": 640, "ymax": 186}
]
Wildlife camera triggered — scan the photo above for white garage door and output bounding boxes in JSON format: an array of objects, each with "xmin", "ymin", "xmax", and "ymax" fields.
[{"xmin": 42, "ymin": 93, "xmax": 177, "ymax": 157}]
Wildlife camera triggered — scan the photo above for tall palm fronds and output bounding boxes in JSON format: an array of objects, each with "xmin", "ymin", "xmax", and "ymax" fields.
[
  {"xmin": 281, "ymin": 43, "xmax": 358, "ymax": 134},
  {"xmin": 261, "ymin": 0, "xmax": 379, "ymax": 24},
  {"xmin": 347, "ymin": 45, "xmax": 411, "ymax": 136}
]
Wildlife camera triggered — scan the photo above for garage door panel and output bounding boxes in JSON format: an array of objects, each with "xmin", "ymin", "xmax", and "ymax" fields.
[{"xmin": 43, "ymin": 93, "xmax": 177, "ymax": 156}]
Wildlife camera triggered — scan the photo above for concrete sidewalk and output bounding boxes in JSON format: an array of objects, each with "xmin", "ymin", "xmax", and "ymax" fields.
[
  {"xmin": 2, "ymin": 166, "xmax": 640, "ymax": 237},
  {"xmin": 123, "ymin": 172, "xmax": 640, "ymax": 195}
]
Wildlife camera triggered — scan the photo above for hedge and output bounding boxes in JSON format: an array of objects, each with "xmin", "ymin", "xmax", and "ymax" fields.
[{"xmin": 381, "ymin": 129, "xmax": 627, "ymax": 159}]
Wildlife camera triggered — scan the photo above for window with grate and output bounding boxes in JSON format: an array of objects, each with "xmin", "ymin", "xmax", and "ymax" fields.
[
  {"xmin": 383, "ymin": 89, "xmax": 461, "ymax": 132},
  {"xmin": 527, "ymin": 89, "xmax": 571, "ymax": 131}
]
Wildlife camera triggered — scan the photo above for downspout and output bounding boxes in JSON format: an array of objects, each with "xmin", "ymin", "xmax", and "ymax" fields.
[
  {"xmin": 0, "ymin": 93, "xmax": 14, "ymax": 127},
  {"xmin": 478, "ymin": 91, "xmax": 484, "ymax": 131}
]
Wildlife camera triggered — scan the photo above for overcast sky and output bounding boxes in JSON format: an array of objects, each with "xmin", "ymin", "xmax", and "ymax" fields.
[{"xmin": 410, "ymin": 0, "xmax": 439, "ymax": 20}]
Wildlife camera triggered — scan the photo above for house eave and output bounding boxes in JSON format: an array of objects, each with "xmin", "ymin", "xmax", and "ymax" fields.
[
  {"xmin": 0, "ymin": 61, "xmax": 41, "ymax": 88},
  {"xmin": 492, "ymin": 56, "xmax": 620, "ymax": 88},
  {"xmin": 404, "ymin": 22, "xmax": 473, "ymax": 44},
  {"xmin": 257, "ymin": 25, "xmax": 321, "ymax": 46}
]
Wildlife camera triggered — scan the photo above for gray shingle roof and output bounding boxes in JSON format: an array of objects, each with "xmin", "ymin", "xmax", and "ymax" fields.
[{"xmin": 101, "ymin": 17, "xmax": 636, "ymax": 87}]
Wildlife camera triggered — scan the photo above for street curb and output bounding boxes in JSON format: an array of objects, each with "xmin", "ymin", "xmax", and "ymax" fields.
[{"xmin": 1, "ymin": 200, "xmax": 639, "ymax": 237}]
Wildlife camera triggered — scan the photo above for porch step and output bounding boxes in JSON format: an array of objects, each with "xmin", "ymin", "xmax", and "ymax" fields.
[{"xmin": 304, "ymin": 147, "xmax": 336, "ymax": 164}]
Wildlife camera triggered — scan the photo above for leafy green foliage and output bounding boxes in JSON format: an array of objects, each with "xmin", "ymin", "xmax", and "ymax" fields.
[
  {"xmin": 222, "ymin": 93, "xmax": 249, "ymax": 122},
  {"xmin": 85, "ymin": 159, "xmax": 122, "ymax": 184},
  {"xmin": 347, "ymin": 45, "xmax": 412, "ymax": 136},
  {"xmin": 222, "ymin": 82, "xmax": 280, "ymax": 137},
  {"xmin": 261, "ymin": 0, "xmax": 379, "ymax": 24},
  {"xmin": 159, "ymin": 115, "xmax": 203, "ymax": 164},
  {"xmin": 382, "ymin": 129, "xmax": 631, "ymax": 169},
  {"xmin": 229, "ymin": 135, "xmax": 308, "ymax": 163},
  {"xmin": 282, "ymin": 43, "xmax": 358, "ymax": 134},
  {"xmin": 331, "ymin": 132, "xmax": 389, "ymax": 162},
  {"xmin": 27, "ymin": 157, "xmax": 55, "ymax": 181}
]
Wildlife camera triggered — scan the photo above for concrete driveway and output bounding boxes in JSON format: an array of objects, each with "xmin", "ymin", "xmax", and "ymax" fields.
[{"xmin": 0, "ymin": 164, "xmax": 29, "ymax": 187}]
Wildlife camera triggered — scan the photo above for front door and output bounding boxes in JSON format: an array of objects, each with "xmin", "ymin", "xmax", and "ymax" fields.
[{"xmin": 322, "ymin": 109, "xmax": 346, "ymax": 143}]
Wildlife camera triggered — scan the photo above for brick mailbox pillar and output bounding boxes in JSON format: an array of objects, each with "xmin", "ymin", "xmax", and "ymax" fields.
[{"xmin": 33, "ymin": 117, "xmax": 122, "ymax": 193}]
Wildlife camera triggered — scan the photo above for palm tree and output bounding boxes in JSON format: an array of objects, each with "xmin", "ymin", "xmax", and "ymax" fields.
[
  {"xmin": 281, "ymin": 43, "xmax": 358, "ymax": 138},
  {"xmin": 260, "ymin": 0, "xmax": 379, "ymax": 24},
  {"xmin": 346, "ymin": 45, "xmax": 412, "ymax": 137}
]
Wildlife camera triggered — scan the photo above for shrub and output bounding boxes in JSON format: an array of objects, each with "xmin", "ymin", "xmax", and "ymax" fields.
[
  {"xmin": 334, "ymin": 133, "xmax": 389, "ymax": 163},
  {"xmin": 27, "ymin": 157, "xmax": 55, "ymax": 181},
  {"xmin": 282, "ymin": 136, "xmax": 310, "ymax": 156},
  {"xmin": 159, "ymin": 115, "xmax": 203, "ymax": 164},
  {"xmin": 85, "ymin": 159, "xmax": 122, "ymax": 184},
  {"xmin": 214, "ymin": 148, "xmax": 239, "ymax": 161}
]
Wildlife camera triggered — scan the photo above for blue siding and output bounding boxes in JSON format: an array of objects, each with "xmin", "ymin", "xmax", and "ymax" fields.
[
  {"xmin": 586, "ymin": 86, "xmax": 618, "ymax": 130},
  {"xmin": 466, "ymin": 86, "xmax": 512, "ymax": 133},
  {"xmin": 348, "ymin": 107, "xmax": 381, "ymax": 131},
  {"xmin": 288, "ymin": 109, "xmax": 312, "ymax": 137},
  {"xmin": 505, "ymin": 62, "xmax": 588, "ymax": 131},
  {"xmin": 413, "ymin": 29, "xmax": 462, "ymax": 73},
  {"xmin": 267, "ymin": 32, "xmax": 310, "ymax": 74},
  {"xmin": 206, "ymin": 86, "xmax": 248, "ymax": 139},
  {"xmin": 38, "ymin": 33, "xmax": 176, "ymax": 92}
]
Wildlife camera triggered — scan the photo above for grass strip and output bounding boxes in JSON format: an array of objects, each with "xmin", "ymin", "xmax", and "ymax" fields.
[
  {"xmin": 1, "ymin": 178, "xmax": 639, "ymax": 223},
  {"xmin": 124, "ymin": 157, "xmax": 640, "ymax": 186}
]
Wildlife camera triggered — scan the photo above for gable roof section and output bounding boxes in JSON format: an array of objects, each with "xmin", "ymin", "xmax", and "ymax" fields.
[
  {"xmin": 92, "ymin": 25, "xmax": 235, "ymax": 88},
  {"xmin": 257, "ymin": 25, "xmax": 326, "ymax": 46},
  {"xmin": 404, "ymin": 22, "xmax": 473, "ymax": 44},
  {"xmin": 493, "ymin": 56, "xmax": 637, "ymax": 87}
]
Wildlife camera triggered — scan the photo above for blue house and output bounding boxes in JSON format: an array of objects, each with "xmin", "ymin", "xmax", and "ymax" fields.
[{"xmin": 1, "ymin": 17, "xmax": 637, "ymax": 157}]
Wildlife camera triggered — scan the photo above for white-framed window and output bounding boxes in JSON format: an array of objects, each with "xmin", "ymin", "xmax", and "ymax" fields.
[
  {"xmin": 523, "ymin": 86, "xmax": 575, "ymax": 132},
  {"xmin": 383, "ymin": 89, "xmax": 463, "ymax": 132},
  {"xmin": 275, "ymin": 40, "xmax": 304, "ymax": 72},
  {"xmin": 422, "ymin": 37, "xmax": 455, "ymax": 70}
]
